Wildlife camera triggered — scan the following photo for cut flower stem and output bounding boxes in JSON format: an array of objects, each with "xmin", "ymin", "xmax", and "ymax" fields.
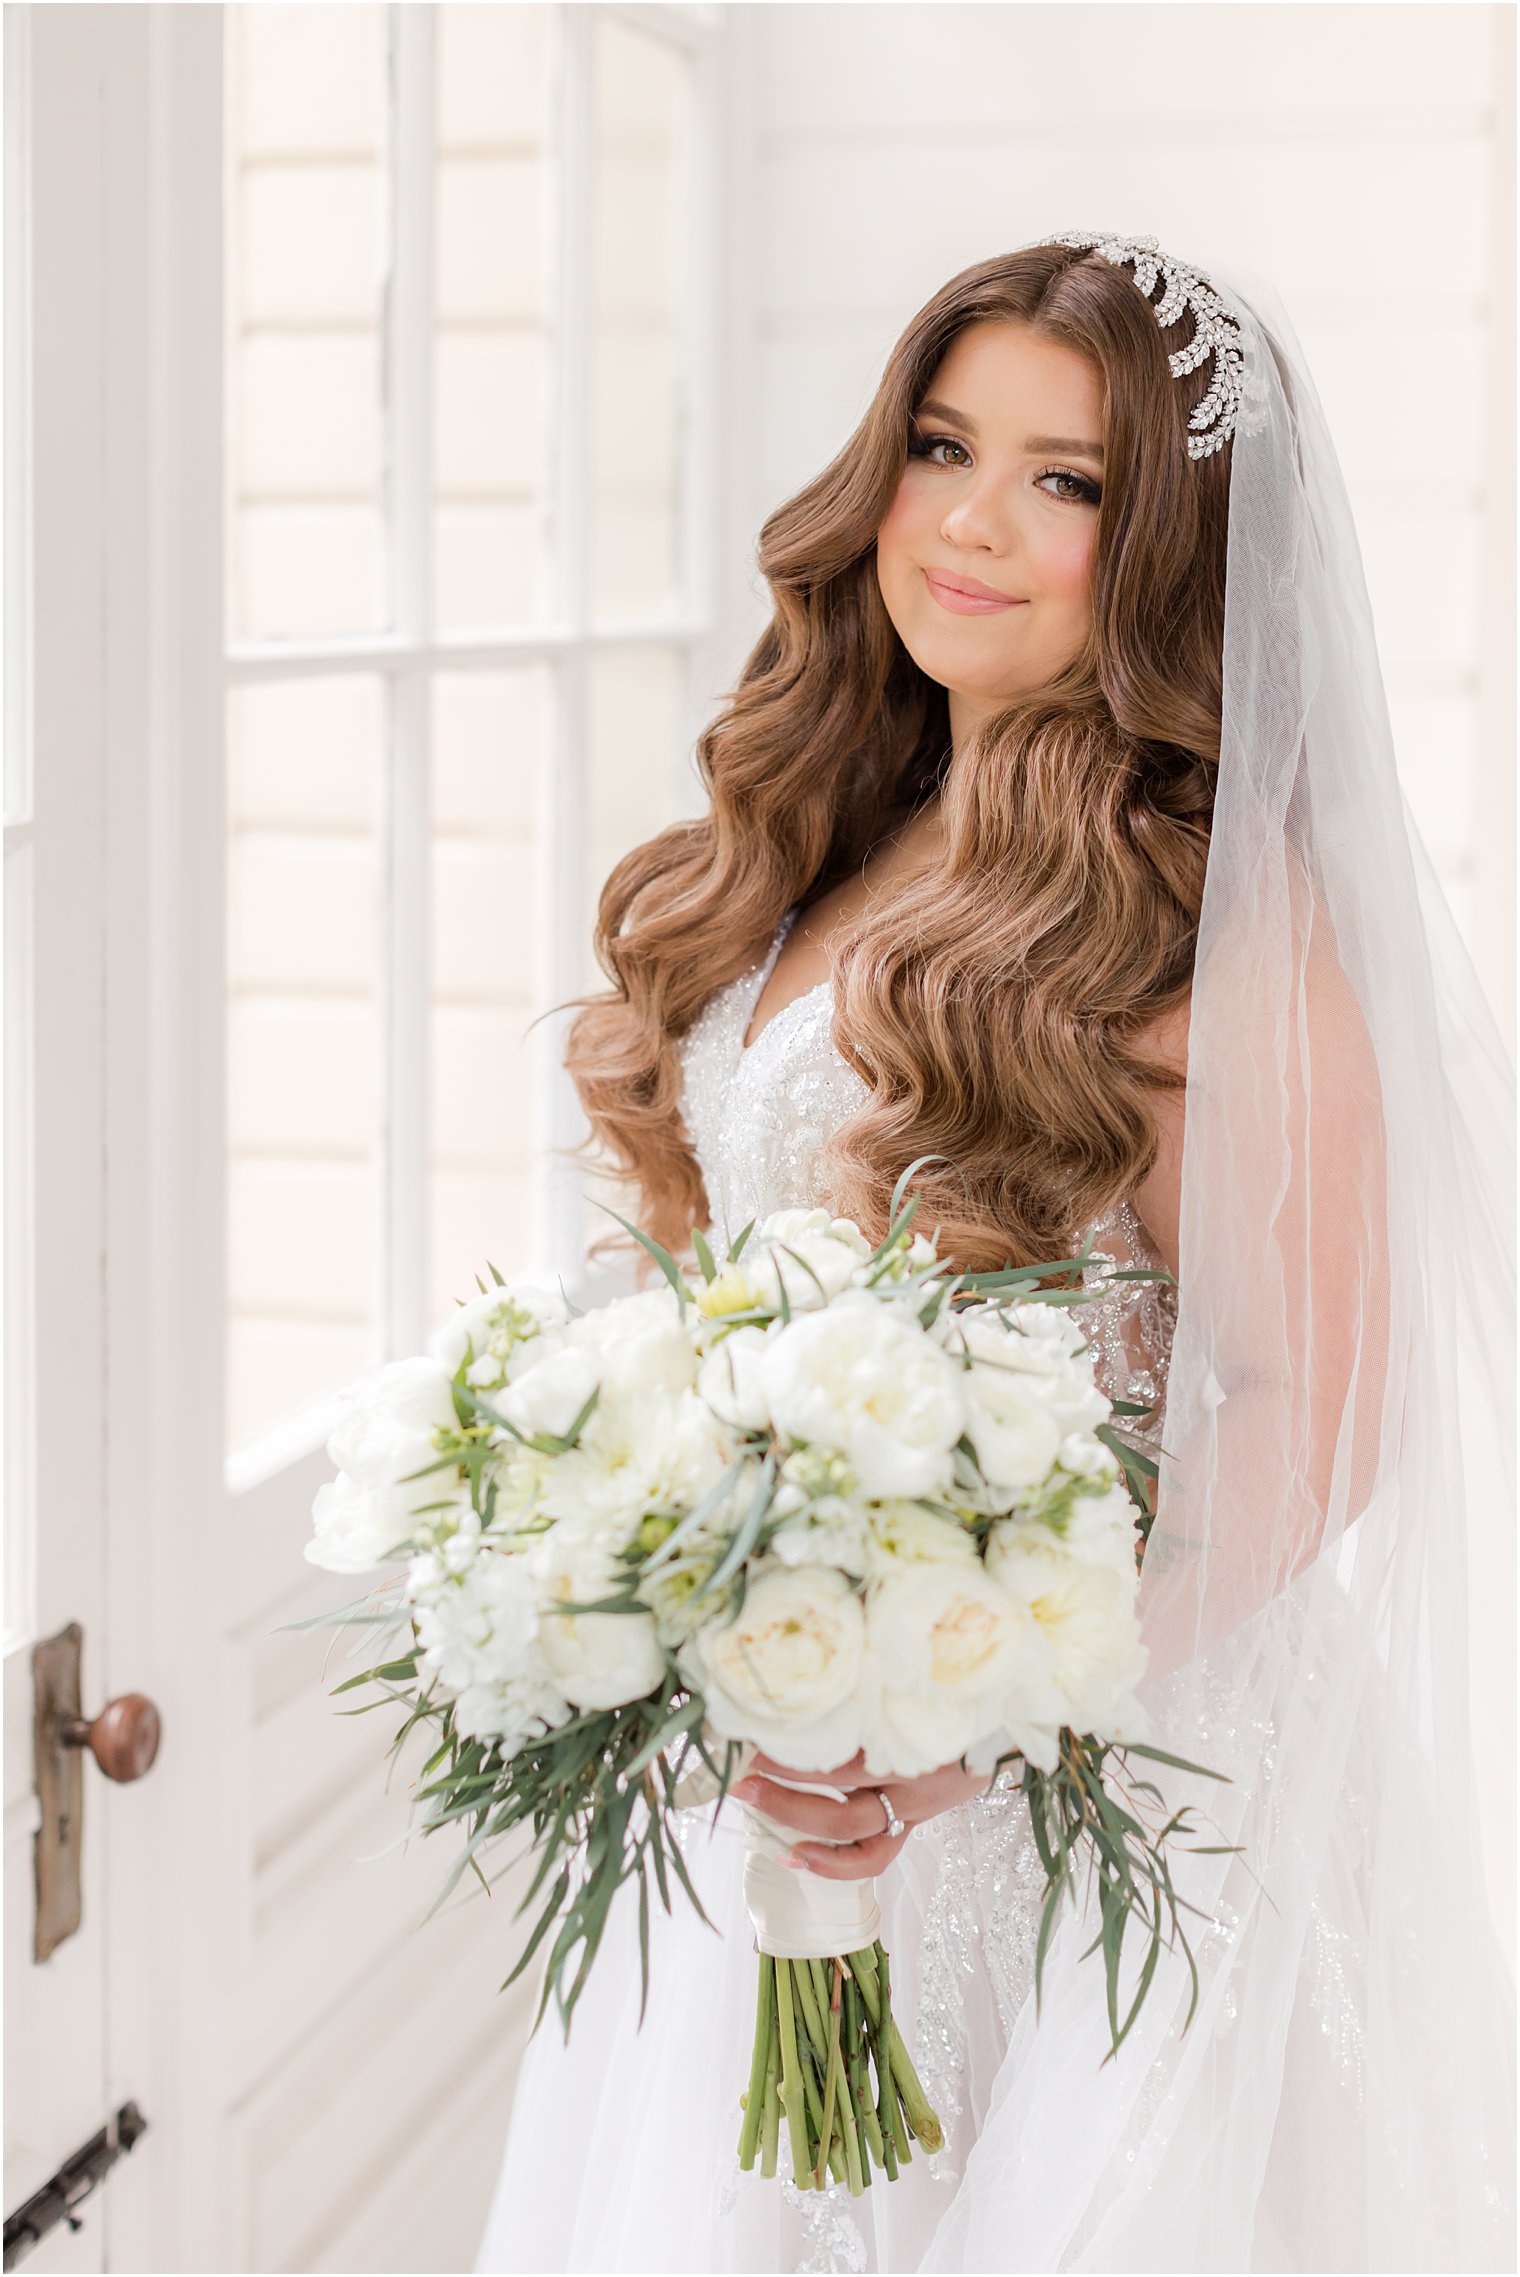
[{"xmin": 736, "ymin": 1937, "xmax": 943, "ymax": 2193}]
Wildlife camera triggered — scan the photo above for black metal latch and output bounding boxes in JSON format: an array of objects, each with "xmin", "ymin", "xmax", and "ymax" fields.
[{"xmin": 3, "ymin": 2102, "xmax": 149, "ymax": 2270}]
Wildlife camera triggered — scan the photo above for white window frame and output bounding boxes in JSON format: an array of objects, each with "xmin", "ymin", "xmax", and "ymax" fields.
[{"xmin": 224, "ymin": 0, "xmax": 724, "ymax": 1487}]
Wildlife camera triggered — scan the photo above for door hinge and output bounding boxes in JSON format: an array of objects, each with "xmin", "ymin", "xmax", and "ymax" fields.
[{"xmin": 2, "ymin": 2101, "xmax": 149, "ymax": 2270}]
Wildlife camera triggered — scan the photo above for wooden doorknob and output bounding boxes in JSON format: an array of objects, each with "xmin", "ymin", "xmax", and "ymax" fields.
[{"xmin": 61, "ymin": 1693, "xmax": 161, "ymax": 1782}]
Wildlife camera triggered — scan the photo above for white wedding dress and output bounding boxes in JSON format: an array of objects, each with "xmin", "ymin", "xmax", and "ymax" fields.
[{"xmin": 474, "ymin": 905, "xmax": 1179, "ymax": 2277}]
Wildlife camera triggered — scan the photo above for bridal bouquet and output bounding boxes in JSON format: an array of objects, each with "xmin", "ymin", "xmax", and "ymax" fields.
[{"xmin": 306, "ymin": 1166, "xmax": 1229, "ymax": 2196}]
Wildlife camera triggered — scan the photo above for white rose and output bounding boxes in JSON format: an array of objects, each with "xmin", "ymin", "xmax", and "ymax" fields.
[
  {"xmin": 984, "ymin": 1528, "xmax": 1148, "ymax": 1737},
  {"xmin": 683, "ymin": 1562, "xmax": 868, "ymax": 1771},
  {"xmin": 697, "ymin": 1324, "xmax": 773, "ymax": 1431},
  {"xmin": 530, "ymin": 1526, "xmax": 667, "ymax": 1710},
  {"xmin": 862, "ymin": 1564, "xmax": 1054, "ymax": 1778},
  {"xmin": 427, "ymin": 1279, "xmax": 570, "ymax": 1387},
  {"xmin": 760, "ymin": 1292, "xmax": 966, "ymax": 1499}
]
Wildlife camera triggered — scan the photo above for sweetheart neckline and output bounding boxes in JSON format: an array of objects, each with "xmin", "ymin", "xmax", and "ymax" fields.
[{"xmin": 738, "ymin": 975, "xmax": 833, "ymax": 1059}]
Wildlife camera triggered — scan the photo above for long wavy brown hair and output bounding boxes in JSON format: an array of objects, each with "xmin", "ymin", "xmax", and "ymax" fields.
[{"xmin": 563, "ymin": 242, "xmax": 1232, "ymax": 1276}]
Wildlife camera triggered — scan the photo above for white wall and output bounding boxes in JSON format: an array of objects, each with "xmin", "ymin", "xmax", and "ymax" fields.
[{"xmin": 712, "ymin": 1, "xmax": 1515, "ymax": 1042}]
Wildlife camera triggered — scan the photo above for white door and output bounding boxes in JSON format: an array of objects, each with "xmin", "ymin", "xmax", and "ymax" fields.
[
  {"xmin": 3, "ymin": 12, "xmax": 119, "ymax": 2269},
  {"xmin": 6, "ymin": 5, "xmax": 724, "ymax": 2270}
]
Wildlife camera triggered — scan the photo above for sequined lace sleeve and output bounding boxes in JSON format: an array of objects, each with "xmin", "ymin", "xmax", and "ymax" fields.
[{"xmin": 1072, "ymin": 1196, "xmax": 1177, "ymax": 1461}]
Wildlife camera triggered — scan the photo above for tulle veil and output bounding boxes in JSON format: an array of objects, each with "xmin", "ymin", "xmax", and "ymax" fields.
[
  {"xmin": 476, "ymin": 259, "xmax": 1516, "ymax": 2275},
  {"xmin": 914, "ymin": 258, "xmax": 1516, "ymax": 2273}
]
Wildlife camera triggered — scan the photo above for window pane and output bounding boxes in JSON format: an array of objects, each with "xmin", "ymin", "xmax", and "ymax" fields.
[
  {"xmin": 589, "ymin": 19, "xmax": 688, "ymax": 623},
  {"xmin": 429, "ymin": 668, "xmax": 546, "ymax": 1325},
  {"xmin": 225, "ymin": 6, "xmax": 390, "ymax": 641},
  {"xmin": 582, "ymin": 646, "xmax": 688, "ymax": 1258},
  {"xmin": 226, "ymin": 677, "xmax": 385, "ymax": 1450},
  {"xmin": 433, "ymin": 5, "xmax": 553, "ymax": 631}
]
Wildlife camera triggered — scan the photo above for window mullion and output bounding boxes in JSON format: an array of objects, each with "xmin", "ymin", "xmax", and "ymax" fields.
[
  {"xmin": 540, "ymin": 2, "xmax": 594, "ymax": 1289},
  {"xmin": 383, "ymin": 3, "xmax": 436, "ymax": 1358}
]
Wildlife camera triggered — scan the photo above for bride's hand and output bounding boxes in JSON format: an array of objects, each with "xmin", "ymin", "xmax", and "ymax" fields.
[{"xmin": 727, "ymin": 1748, "xmax": 1017, "ymax": 1881}]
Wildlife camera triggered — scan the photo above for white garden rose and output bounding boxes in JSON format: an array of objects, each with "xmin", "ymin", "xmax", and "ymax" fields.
[
  {"xmin": 427, "ymin": 1278, "xmax": 570, "ymax": 1389},
  {"xmin": 984, "ymin": 1527, "xmax": 1148, "ymax": 1736},
  {"xmin": 862, "ymin": 1564, "xmax": 1056, "ymax": 1778},
  {"xmin": 697, "ymin": 1324, "xmax": 773, "ymax": 1431},
  {"xmin": 540, "ymin": 1385, "xmax": 729, "ymax": 1545},
  {"xmin": 760, "ymin": 1291, "xmax": 966, "ymax": 1499},
  {"xmin": 530, "ymin": 1523, "xmax": 667, "ymax": 1710},
  {"xmin": 684, "ymin": 1562, "xmax": 868, "ymax": 1771}
]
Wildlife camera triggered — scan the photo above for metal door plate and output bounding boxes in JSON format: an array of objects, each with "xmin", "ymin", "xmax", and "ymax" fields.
[{"xmin": 32, "ymin": 1623, "xmax": 83, "ymax": 1963}]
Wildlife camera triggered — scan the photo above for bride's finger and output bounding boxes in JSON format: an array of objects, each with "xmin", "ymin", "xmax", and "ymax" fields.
[
  {"xmin": 786, "ymin": 1829, "xmax": 908, "ymax": 1881},
  {"xmin": 729, "ymin": 1776, "xmax": 891, "ymax": 1843},
  {"xmin": 746, "ymin": 1749, "xmax": 871, "ymax": 1788}
]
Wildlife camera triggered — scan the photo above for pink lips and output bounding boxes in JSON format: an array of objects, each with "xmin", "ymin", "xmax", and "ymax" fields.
[{"xmin": 923, "ymin": 568, "xmax": 1027, "ymax": 616}]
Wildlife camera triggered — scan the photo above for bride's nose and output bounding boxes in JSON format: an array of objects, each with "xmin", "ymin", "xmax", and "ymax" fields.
[{"xmin": 938, "ymin": 472, "xmax": 1017, "ymax": 558}]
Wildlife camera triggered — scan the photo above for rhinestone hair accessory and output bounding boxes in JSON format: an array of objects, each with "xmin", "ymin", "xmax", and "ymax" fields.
[{"xmin": 1043, "ymin": 230, "xmax": 1247, "ymax": 459}]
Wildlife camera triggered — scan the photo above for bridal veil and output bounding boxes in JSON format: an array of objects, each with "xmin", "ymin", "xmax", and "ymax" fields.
[{"xmin": 915, "ymin": 260, "xmax": 1516, "ymax": 2272}]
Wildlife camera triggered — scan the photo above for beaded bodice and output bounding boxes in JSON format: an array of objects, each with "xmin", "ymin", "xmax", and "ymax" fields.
[{"xmin": 675, "ymin": 904, "xmax": 1176, "ymax": 1437}]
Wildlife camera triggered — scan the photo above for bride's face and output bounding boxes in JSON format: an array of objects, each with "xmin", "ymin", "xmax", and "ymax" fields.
[{"xmin": 874, "ymin": 321, "xmax": 1105, "ymax": 732}]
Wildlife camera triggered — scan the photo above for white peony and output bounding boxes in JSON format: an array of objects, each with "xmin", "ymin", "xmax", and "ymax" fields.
[
  {"xmin": 497, "ymin": 1342, "xmax": 602, "ymax": 1445},
  {"xmin": 530, "ymin": 1523, "xmax": 667, "ymax": 1710},
  {"xmin": 562, "ymin": 1286, "xmax": 698, "ymax": 1401},
  {"xmin": 861, "ymin": 1499, "xmax": 979, "ymax": 1576},
  {"xmin": 760, "ymin": 1292, "xmax": 966, "ymax": 1499},
  {"xmin": 683, "ymin": 1562, "xmax": 868, "ymax": 1771},
  {"xmin": 984, "ymin": 1527, "xmax": 1148, "ymax": 1737},
  {"xmin": 974, "ymin": 1302, "xmax": 1112, "ymax": 1440},
  {"xmin": 427, "ymin": 1278, "xmax": 570, "ymax": 1390},
  {"xmin": 955, "ymin": 1314, "xmax": 1065, "ymax": 1495},
  {"xmin": 696, "ymin": 1324, "xmax": 773, "ymax": 1431},
  {"xmin": 744, "ymin": 1208, "xmax": 875, "ymax": 1314},
  {"xmin": 307, "ymin": 1356, "xmax": 464, "ymax": 1572},
  {"xmin": 1046, "ymin": 1479, "xmax": 1142, "ymax": 1570},
  {"xmin": 862, "ymin": 1564, "xmax": 1056, "ymax": 1778}
]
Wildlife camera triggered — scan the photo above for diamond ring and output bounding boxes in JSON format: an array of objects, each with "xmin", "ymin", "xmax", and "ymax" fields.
[{"xmin": 876, "ymin": 1789, "xmax": 906, "ymax": 1841}]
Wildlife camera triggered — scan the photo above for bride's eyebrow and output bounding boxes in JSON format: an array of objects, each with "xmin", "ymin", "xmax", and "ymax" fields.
[{"xmin": 915, "ymin": 396, "xmax": 1105, "ymax": 466}]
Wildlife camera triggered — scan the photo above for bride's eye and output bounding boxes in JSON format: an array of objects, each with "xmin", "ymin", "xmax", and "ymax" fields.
[
  {"xmin": 1037, "ymin": 465, "xmax": 1102, "ymax": 506},
  {"xmin": 906, "ymin": 427, "xmax": 970, "ymax": 468}
]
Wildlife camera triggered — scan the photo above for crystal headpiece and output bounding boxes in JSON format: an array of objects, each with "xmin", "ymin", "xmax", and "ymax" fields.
[{"xmin": 1042, "ymin": 231, "xmax": 1247, "ymax": 460}]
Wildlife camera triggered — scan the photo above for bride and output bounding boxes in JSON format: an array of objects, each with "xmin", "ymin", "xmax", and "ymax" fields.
[{"xmin": 474, "ymin": 235, "xmax": 1515, "ymax": 2273}]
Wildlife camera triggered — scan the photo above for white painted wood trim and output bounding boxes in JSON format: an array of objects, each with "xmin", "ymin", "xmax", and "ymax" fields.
[
  {"xmin": 383, "ymin": 5, "xmax": 438, "ymax": 1360},
  {"xmin": 540, "ymin": 3, "xmax": 595, "ymax": 1281}
]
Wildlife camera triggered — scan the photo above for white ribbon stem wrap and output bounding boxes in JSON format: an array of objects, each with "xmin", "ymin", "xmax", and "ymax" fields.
[{"xmin": 670, "ymin": 1739, "xmax": 882, "ymax": 1961}]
